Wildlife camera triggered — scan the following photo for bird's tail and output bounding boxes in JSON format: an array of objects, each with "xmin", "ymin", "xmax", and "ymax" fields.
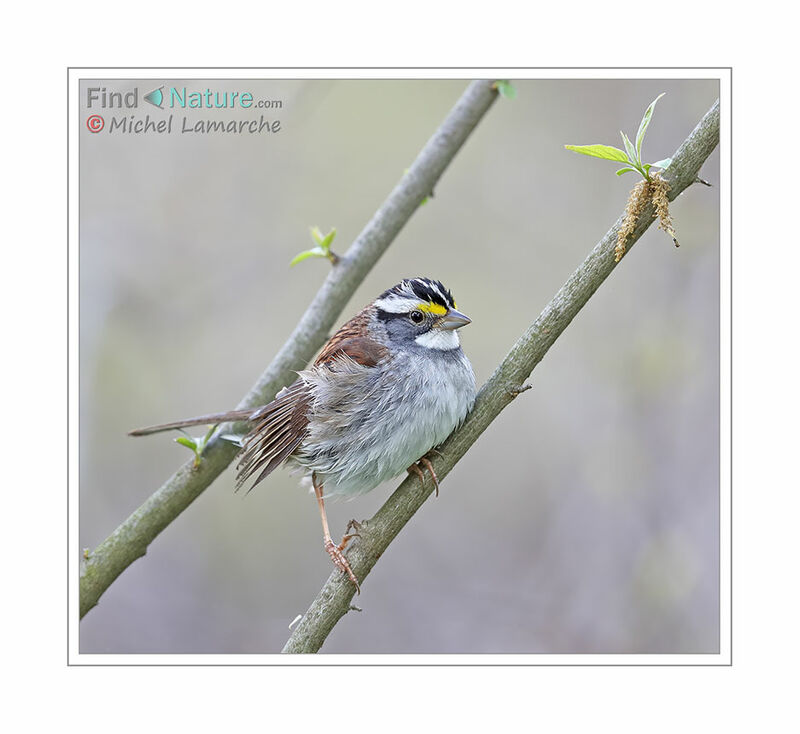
[{"xmin": 128, "ymin": 408, "xmax": 256, "ymax": 437}]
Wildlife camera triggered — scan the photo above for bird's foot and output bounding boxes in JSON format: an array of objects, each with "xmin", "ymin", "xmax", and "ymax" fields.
[
  {"xmin": 407, "ymin": 455, "xmax": 440, "ymax": 497},
  {"xmin": 324, "ymin": 538, "xmax": 361, "ymax": 594},
  {"xmin": 337, "ymin": 519, "xmax": 363, "ymax": 552}
]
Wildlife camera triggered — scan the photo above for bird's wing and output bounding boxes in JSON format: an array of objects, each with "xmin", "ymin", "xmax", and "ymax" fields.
[
  {"xmin": 313, "ymin": 309, "xmax": 387, "ymax": 367},
  {"xmin": 314, "ymin": 336, "xmax": 388, "ymax": 368},
  {"xmin": 235, "ymin": 379, "xmax": 313, "ymax": 491},
  {"xmin": 236, "ymin": 314, "xmax": 387, "ymax": 491}
]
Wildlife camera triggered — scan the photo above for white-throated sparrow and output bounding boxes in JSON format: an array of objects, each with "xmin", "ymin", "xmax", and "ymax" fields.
[{"xmin": 130, "ymin": 277, "xmax": 476, "ymax": 591}]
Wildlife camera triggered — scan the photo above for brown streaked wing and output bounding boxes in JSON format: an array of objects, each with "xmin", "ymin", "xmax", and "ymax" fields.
[
  {"xmin": 315, "ymin": 336, "xmax": 388, "ymax": 368},
  {"xmin": 236, "ymin": 310, "xmax": 385, "ymax": 491},
  {"xmin": 235, "ymin": 380, "xmax": 312, "ymax": 492},
  {"xmin": 313, "ymin": 308, "xmax": 387, "ymax": 367}
]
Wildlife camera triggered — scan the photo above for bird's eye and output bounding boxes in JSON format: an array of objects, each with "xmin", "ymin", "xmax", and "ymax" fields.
[{"xmin": 409, "ymin": 310, "xmax": 424, "ymax": 324}]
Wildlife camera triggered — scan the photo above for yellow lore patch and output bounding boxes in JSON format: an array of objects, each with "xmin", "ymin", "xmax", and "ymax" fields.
[{"xmin": 416, "ymin": 302, "xmax": 448, "ymax": 316}]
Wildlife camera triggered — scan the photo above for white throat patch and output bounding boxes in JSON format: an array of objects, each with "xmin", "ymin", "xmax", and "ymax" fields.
[{"xmin": 415, "ymin": 329, "xmax": 460, "ymax": 350}]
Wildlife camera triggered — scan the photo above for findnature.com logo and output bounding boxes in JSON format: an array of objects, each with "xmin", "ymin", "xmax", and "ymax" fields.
[{"xmin": 85, "ymin": 84, "xmax": 284, "ymax": 135}]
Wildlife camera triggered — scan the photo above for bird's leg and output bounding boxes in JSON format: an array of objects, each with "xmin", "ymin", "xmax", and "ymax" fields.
[
  {"xmin": 312, "ymin": 473, "xmax": 361, "ymax": 593},
  {"xmin": 407, "ymin": 454, "xmax": 440, "ymax": 497}
]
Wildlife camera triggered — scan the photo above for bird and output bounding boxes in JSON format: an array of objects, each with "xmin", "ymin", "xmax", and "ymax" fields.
[{"xmin": 129, "ymin": 277, "xmax": 476, "ymax": 591}]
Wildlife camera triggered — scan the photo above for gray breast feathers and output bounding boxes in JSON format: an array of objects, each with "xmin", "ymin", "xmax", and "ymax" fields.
[{"xmin": 295, "ymin": 348, "xmax": 476, "ymax": 497}]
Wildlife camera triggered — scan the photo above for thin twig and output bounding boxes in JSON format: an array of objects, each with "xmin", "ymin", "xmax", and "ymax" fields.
[
  {"xmin": 79, "ymin": 80, "xmax": 500, "ymax": 619},
  {"xmin": 282, "ymin": 99, "xmax": 720, "ymax": 654}
]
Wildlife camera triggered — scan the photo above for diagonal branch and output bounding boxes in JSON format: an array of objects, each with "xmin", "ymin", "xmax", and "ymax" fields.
[
  {"xmin": 282, "ymin": 99, "xmax": 721, "ymax": 654},
  {"xmin": 79, "ymin": 80, "xmax": 500, "ymax": 619}
]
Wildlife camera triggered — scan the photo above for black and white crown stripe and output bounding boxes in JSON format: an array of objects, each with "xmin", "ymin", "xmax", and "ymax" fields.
[{"xmin": 375, "ymin": 277, "xmax": 455, "ymax": 314}]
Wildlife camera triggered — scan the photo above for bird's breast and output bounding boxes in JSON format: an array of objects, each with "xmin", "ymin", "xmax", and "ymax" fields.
[{"xmin": 297, "ymin": 348, "xmax": 475, "ymax": 497}]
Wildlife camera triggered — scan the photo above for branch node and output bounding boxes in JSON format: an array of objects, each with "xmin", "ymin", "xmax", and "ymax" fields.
[{"xmin": 507, "ymin": 383, "xmax": 532, "ymax": 398}]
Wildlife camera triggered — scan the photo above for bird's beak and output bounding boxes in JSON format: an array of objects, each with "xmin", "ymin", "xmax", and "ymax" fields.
[{"xmin": 440, "ymin": 308, "xmax": 472, "ymax": 331}]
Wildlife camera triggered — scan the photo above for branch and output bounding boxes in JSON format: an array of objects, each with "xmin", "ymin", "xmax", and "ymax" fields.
[
  {"xmin": 282, "ymin": 98, "xmax": 721, "ymax": 653},
  {"xmin": 79, "ymin": 80, "xmax": 500, "ymax": 619}
]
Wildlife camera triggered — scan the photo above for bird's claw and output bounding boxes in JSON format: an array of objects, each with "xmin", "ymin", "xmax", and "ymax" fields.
[
  {"xmin": 408, "ymin": 455, "xmax": 440, "ymax": 497},
  {"xmin": 337, "ymin": 519, "xmax": 363, "ymax": 551}
]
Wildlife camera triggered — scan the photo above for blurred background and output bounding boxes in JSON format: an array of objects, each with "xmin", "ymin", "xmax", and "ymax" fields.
[{"xmin": 79, "ymin": 77, "xmax": 720, "ymax": 654}]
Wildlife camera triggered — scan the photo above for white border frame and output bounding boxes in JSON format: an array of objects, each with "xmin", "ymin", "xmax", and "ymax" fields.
[{"xmin": 68, "ymin": 68, "xmax": 731, "ymax": 666}]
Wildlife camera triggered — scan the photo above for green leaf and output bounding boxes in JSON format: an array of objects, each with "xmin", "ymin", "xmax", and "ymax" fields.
[
  {"xmin": 319, "ymin": 227, "xmax": 337, "ymax": 252},
  {"xmin": 564, "ymin": 144, "xmax": 629, "ymax": 163},
  {"xmin": 289, "ymin": 247, "xmax": 326, "ymax": 266},
  {"xmin": 195, "ymin": 424, "xmax": 217, "ymax": 454},
  {"xmin": 620, "ymin": 131, "xmax": 638, "ymax": 165},
  {"xmin": 292, "ymin": 226, "xmax": 339, "ymax": 267},
  {"xmin": 310, "ymin": 226, "xmax": 324, "ymax": 246},
  {"xmin": 494, "ymin": 80, "xmax": 517, "ymax": 99},
  {"xmin": 635, "ymin": 93, "xmax": 665, "ymax": 161},
  {"xmin": 651, "ymin": 158, "xmax": 672, "ymax": 170},
  {"xmin": 175, "ymin": 436, "xmax": 197, "ymax": 451},
  {"xmin": 616, "ymin": 167, "xmax": 637, "ymax": 176}
]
